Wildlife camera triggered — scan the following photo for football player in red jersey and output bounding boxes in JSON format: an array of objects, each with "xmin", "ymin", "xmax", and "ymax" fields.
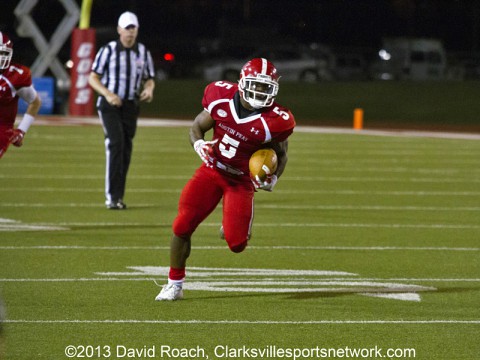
[
  {"xmin": 156, "ymin": 58, "xmax": 295, "ymax": 301},
  {"xmin": 0, "ymin": 32, "xmax": 41, "ymax": 159}
]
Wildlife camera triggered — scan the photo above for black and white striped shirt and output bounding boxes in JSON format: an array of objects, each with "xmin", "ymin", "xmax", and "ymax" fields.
[{"xmin": 91, "ymin": 40, "xmax": 155, "ymax": 102}]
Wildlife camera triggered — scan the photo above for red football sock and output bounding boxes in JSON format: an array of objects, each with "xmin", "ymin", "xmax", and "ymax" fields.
[{"xmin": 169, "ymin": 267, "xmax": 185, "ymax": 281}]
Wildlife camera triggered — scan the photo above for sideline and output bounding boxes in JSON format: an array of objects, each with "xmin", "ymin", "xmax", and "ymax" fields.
[{"xmin": 30, "ymin": 116, "xmax": 480, "ymax": 140}]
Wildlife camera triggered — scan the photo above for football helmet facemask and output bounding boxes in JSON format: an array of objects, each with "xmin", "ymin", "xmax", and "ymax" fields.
[
  {"xmin": 0, "ymin": 32, "xmax": 13, "ymax": 70},
  {"xmin": 239, "ymin": 58, "xmax": 279, "ymax": 109}
]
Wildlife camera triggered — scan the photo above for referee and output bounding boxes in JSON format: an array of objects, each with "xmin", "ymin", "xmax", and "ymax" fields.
[{"xmin": 89, "ymin": 11, "xmax": 155, "ymax": 209}]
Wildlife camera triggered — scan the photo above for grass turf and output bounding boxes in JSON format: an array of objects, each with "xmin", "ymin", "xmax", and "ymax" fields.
[{"xmin": 0, "ymin": 124, "xmax": 479, "ymax": 359}]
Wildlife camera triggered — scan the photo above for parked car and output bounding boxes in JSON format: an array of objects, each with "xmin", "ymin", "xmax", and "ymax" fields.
[
  {"xmin": 202, "ymin": 45, "xmax": 331, "ymax": 82},
  {"xmin": 331, "ymin": 53, "xmax": 368, "ymax": 81},
  {"xmin": 369, "ymin": 37, "xmax": 447, "ymax": 80}
]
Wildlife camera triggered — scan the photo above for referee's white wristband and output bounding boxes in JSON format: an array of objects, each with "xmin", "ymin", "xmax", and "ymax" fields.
[{"xmin": 18, "ymin": 113, "xmax": 35, "ymax": 133}]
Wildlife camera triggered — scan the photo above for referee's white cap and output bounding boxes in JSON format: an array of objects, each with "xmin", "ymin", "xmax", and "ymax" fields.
[{"xmin": 118, "ymin": 11, "xmax": 139, "ymax": 29}]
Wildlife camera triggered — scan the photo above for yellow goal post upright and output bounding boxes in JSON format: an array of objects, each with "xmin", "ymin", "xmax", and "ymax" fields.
[
  {"xmin": 69, "ymin": 0, "xmax": 96, "ymax": 115},
  {"xmin": 79, "ymin": 0, "xmax": 94, "ymax": 29}
]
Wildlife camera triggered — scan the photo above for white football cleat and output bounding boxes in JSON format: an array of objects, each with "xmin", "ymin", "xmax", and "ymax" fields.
[{"xmin": 155, "ymin": 284, "xmax": 183, "ymax": 301}]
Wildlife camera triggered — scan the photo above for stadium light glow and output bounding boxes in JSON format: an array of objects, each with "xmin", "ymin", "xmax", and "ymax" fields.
[{"xmin": 379, "ymin": 49, "xmax": 391, "ymax": 60}]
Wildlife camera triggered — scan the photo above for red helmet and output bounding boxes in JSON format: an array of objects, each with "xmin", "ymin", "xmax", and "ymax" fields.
[
  {"xmin": 239, "ymin": 58, "xmax": 279, "ymax": 109},
  {"xmin": 0, "ymin": 32, "xmax": 13, "ymax": 70}
]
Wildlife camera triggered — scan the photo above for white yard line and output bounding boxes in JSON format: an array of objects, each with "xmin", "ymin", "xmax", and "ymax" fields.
[
  {"xmin": 1, "ymin": 221, "xmax": 478, "ymax": 230},
  {"xmin": 4, "ymin": 319, "xmax": 480, "ymax": 324},
  {"xmin": 0, "ymin": 187, "xmax": 181, "ymax": 193},
  {"xmin": 277, "ymin": 189, "xmax": 480, "ymax": 196},
  {"xmin": 0, "ymin": 245, "xmax": 478, "ymax": 251},
  {"xmin": 295, "ymin": 125, "xmax": 480, "ymax": 140},
  {"xmin": 0, "ymin": 277, "xmax": 479, "ymax": 282},
  {"xmin": 1, "ymin": 188, "xmax": 479, "ymax": 196},
  {"xmin": 2, "ymin": 174, "xmax": 479, "ymax": 184},
  {"xmin": 1, "ymin": 203, "xmax": 480, "ymax": 212},
  {"xmin": 1, "ymin": 222, "xmax": 478, "ymax": 229},
  {"xmin": 257, "ymin": 204, "xmax": 480, "ymax": 211}
]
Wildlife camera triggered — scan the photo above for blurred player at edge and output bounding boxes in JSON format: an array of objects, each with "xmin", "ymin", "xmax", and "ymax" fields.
[
  {"xmin": 0, "ymin": 32, "xmax": 41, "ymax": 159},
  {"xmin": 155, "ymin": 58, "xmax": 295, "ymax": 301}
]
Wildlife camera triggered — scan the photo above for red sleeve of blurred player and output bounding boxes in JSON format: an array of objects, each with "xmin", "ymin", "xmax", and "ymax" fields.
[
  {"xmin": 9, "ymin": 63, "xmax": 33, "ymax": 88},
  {"xmin": 0, "ymin": 63, "xmax": 33, "ymax": 127}
]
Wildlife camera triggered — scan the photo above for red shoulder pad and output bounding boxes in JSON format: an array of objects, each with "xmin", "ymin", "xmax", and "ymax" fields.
[
  {"xmin": 264, "ymin": 104, "xmax": 296, "ymax": 142},
  {"xmin": 6, "ymin": 63, "xmax": 32, "ymax": 89},
  {"xmin": 202, "ymin": 81, "xmax": 237, "ymax": 110}
]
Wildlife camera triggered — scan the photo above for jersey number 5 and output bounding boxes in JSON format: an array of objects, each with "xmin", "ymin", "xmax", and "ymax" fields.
[
  {"xmin": 218, "ymin": 134, "xmax": 239, "ymax": 159},
  {"xmin": 273, "ymin": 106, "xmax": 289, "ymax": 120}
]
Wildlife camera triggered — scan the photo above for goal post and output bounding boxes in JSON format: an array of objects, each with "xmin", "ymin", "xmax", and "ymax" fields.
[
  {"xmin": 79, "ymin": 0, "xmax": 93, "ymax": 29},
  {"xmin": 69, "ymin": 0, "xmax": 96, "ymax": 115}
]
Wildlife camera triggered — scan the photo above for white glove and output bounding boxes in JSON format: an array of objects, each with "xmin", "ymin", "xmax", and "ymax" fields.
[
  {"xmin": 193, "ymin": 139, "xmax": 218, "ymax": 166},
  {"xmin": 253, "ymin": 174, "xmax": 278, "ymax": 192}
]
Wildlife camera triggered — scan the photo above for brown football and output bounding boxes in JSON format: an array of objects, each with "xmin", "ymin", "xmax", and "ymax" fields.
[{"xmin": 249, "ymin": 148, "xmax": 278, "ymax": 182}]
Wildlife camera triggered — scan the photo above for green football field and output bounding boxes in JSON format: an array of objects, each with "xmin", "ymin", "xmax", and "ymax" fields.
[{"xmin": 0, "ymin": 122, "xmax": 479, "ymax": 359}]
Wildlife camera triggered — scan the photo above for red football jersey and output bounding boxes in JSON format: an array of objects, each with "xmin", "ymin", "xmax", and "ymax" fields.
[
  {"xmin": 202, "ymin": 81, "xmax": 295, "ymax": 176},
  {"xmin": 0, "ymin": 63, "xmax": 32, "ymax": 127}
]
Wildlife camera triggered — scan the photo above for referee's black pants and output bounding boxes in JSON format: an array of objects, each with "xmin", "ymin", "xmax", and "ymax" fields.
[{"xmin": 97, "ymin": 98, "xmax": 139, "ymax": 203}]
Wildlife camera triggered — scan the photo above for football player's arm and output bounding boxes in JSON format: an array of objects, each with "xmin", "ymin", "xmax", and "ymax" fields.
[
  {"xmin": 25, "ymin": 92, "xmax": 42, "ymax": 117},
  {"xmin": 253, "ymin": 139, "xmax": 288, "ymax": 192},
  {"xmin": 189, "ymin": 110, "xmax": 214, "ymax": 145},
  {"xmin": 88, "ymin": 72, "xmax": 122, "ymax": 107},
  {"xmin": 11, "ymin": 86, "xmax": 42, "ymax": 146},
  {"xmin": 190, "ymin": 110, "xmax": 217, "ymax": 164},
  {"xmin": 272, "ymin": 139, "xmax": 289, "ymax": 179}
]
